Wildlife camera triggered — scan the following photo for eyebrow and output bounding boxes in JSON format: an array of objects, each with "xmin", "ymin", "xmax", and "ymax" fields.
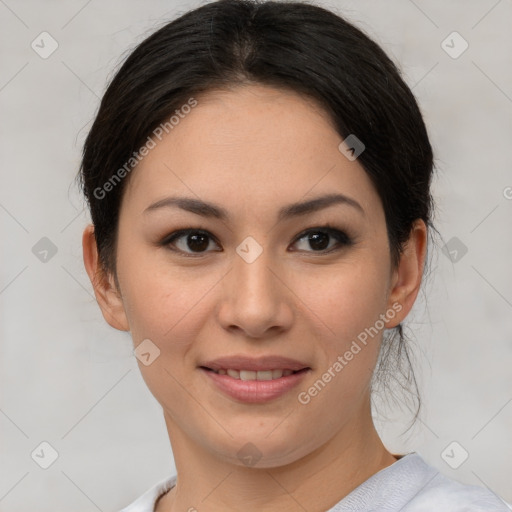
[{"xmin": 143, "ymin": 193, "xmax": 365, "ymax": 221}]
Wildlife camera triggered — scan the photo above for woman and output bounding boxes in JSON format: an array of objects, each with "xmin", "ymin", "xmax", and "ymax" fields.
[{"xmin": 78, "ymin": 0, "xmax": 510, "ymax": 510}]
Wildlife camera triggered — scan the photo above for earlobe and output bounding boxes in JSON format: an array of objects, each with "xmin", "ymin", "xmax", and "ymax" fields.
[
  {"xmin": 82, "ymin": 224, "xmax": 130, "ymax": 332},
  {"xmin": 385, "ymin": 219, "xmax": 427, "ymax": 329}
]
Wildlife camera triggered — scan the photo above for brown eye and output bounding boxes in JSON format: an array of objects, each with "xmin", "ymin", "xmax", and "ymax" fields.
[
  {"xmin": 291, "ymin": 227, "xmax": 352, "ymax": 253},
  {"xmin": 163, "ymin": 229, "xmax": 220, "ymax": 255},
  {"xmin": 161, "ymin": 225, "xmax": 353, "ymax": 258}
]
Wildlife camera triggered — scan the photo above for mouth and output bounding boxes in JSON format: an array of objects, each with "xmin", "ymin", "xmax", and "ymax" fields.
[
  {"xmin": 200, "ymin": 367, "xmax": 309, "ymax": 381},
  {"xmin": 198, "ymin": 354, "xmax": 312, "ymax": 403},
  {"xmin": 198, "ymin": 355, "xmax": 311, "ymax": 403}
]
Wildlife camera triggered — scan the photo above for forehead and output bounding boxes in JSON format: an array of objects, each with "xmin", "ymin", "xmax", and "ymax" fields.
[{"xmin": 121, "ymin": 84, "xmax": 378, "ymax": 220}]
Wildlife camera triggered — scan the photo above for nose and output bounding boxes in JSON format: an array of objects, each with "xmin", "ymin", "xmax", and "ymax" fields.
[{"xmin": 216, "ymin": 244, "xmax": 294, "ymax": 339}]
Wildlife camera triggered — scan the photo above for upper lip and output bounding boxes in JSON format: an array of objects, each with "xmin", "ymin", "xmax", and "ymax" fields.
[{"xmin": 200, "ymin": 355, "xmax": 310, "ymax": 372}]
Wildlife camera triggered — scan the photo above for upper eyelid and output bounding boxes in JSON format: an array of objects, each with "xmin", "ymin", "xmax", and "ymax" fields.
[
  {"xmin": 164, "ymin": 225, "xmax": 351, "ymax": 252},
  {"xmin": 166, "ymin": 225, "xmax": 347, "ymax": 240}
]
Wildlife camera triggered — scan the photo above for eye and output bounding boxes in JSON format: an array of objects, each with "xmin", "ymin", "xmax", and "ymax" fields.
[
  {"xmin": 290, "ymin": 226, "xmax": 353, "ymax": 253},
  {"xmin": 160, "ymin": 225, "xmax": 353, "ymax": 257},
  {"xmin": 162, "ymin": 229, "xmax": 221, "ymax": 256}
]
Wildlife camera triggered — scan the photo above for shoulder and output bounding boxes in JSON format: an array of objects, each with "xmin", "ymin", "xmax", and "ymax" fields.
[
  {"xmin": 386, "ymin": 453, "xmax": 511, "ymax": 512},
  {"xmin": 330, "ymin": 452, "xmax": 511, "ymax": 512},
  {"xmin": 404, "ymin": 467, "xmax": 511, "ymax": 511},
  {"xmin": 119, "ymin": 474, "xmax": 177, "ymax": 512}
]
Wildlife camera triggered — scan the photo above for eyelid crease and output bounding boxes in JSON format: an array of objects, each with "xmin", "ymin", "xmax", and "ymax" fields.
[{"xmin": 159, "ymin": 224, "xmax": 355, "ymax": 257}]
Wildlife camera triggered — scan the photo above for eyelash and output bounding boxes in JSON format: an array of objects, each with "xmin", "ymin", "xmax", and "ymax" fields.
[{"xmin": 159, "ymin": 224, "xmax": 354, "ymax": 258}]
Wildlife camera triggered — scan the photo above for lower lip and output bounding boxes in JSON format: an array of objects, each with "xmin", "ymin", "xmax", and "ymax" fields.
[{"xmin": 200, "ymin": 368, "xmax": 310, "ymax": 403}]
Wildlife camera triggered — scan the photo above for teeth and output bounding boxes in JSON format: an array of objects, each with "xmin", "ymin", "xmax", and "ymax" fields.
[
  {"xmin": 240, "ymin": 370, "xmax": 257, "ymax": 381},
  {"xmin": 272, "ymin": 369, "xmax": 283, "ymax": 379},
  {"xmin": 213, "ymin": 368, "xmax": 299, "ymax": 380},
  {"xmin": 257, "ymin": 370, "xmax": 273, "ymax": 381}
]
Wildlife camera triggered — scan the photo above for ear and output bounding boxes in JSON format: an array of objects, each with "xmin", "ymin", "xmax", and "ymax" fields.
[
  {"xmin": 82, "ymin": 224, "xmax": 130, "ymax": 332},
  {"xmin": 385, "ymin": 219, "xmax": 427, "ymax": 328}
]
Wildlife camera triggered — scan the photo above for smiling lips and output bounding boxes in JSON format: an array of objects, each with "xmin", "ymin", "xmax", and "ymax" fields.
[
  {"xmin": 213, "ymin": 368, "xmax": 295, "ymax": 380},
  {"xmin": 200, "ymin": 355, "xmax": 311, "ymax": 403}
]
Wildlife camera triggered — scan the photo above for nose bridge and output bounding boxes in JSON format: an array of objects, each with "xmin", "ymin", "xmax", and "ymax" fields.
[
  {"xmin": 232, "ymin": 237, "xmax": 278, "ymax": 306},
  {"xmin": 217, "ymin": 237, "xmax": 291, "ymax": 336}
]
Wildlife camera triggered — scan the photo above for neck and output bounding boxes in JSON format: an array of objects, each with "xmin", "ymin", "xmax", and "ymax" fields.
[{"xmin": 157, "ymin": 400, "xmax": 398, "ymax": 512}]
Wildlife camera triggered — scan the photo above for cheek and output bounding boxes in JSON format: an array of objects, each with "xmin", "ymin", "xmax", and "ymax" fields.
[
  {"xmin": 295, "ymin": 258, "xmax": 389, "ymax": 347},
  {"xmin": 296, "ymin": 266, "xmax": 388, "ymax": 411},
  {"xmin": 117, "ymin": 247, "xmax": 217, "ymax": 348},
  {"xmin": 120, "ymin": 268, "xmax": 210, "ymax": 403}
]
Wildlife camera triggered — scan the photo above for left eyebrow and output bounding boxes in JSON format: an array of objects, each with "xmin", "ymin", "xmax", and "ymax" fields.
[
  {"xmin": 143, "ymin": 193, "xmax": 365, "ymax": 220},
  {"xmin": 277, "ymin": 193, "xmax": 365, "ymax": 220}
]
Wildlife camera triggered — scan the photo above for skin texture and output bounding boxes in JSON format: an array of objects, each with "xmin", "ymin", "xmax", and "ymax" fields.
[{"xmin": 83, "ymin": 84, "xmax": 427, "ymax": 511}]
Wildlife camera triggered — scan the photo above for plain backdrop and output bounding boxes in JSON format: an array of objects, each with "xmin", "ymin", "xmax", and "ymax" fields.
[{"xmin": 1, "ymin": 0, "xmax": 511, "ymax": 510}]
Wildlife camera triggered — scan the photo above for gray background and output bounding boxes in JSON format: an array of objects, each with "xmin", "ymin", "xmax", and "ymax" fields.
[{"xmin": 1, "ymin": 0, "xmax": 511, "ymax": 510}]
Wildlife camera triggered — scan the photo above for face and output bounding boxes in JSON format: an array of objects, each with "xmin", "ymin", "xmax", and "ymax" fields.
[{"xmin": 85, "ymin": 84, "xmax": 423, "ymax": 468}]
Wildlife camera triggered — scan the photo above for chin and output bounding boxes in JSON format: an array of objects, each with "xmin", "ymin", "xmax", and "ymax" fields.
[{"xmin": 207, "ymin": 430, "xmax": 316, "ymax": 470}]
